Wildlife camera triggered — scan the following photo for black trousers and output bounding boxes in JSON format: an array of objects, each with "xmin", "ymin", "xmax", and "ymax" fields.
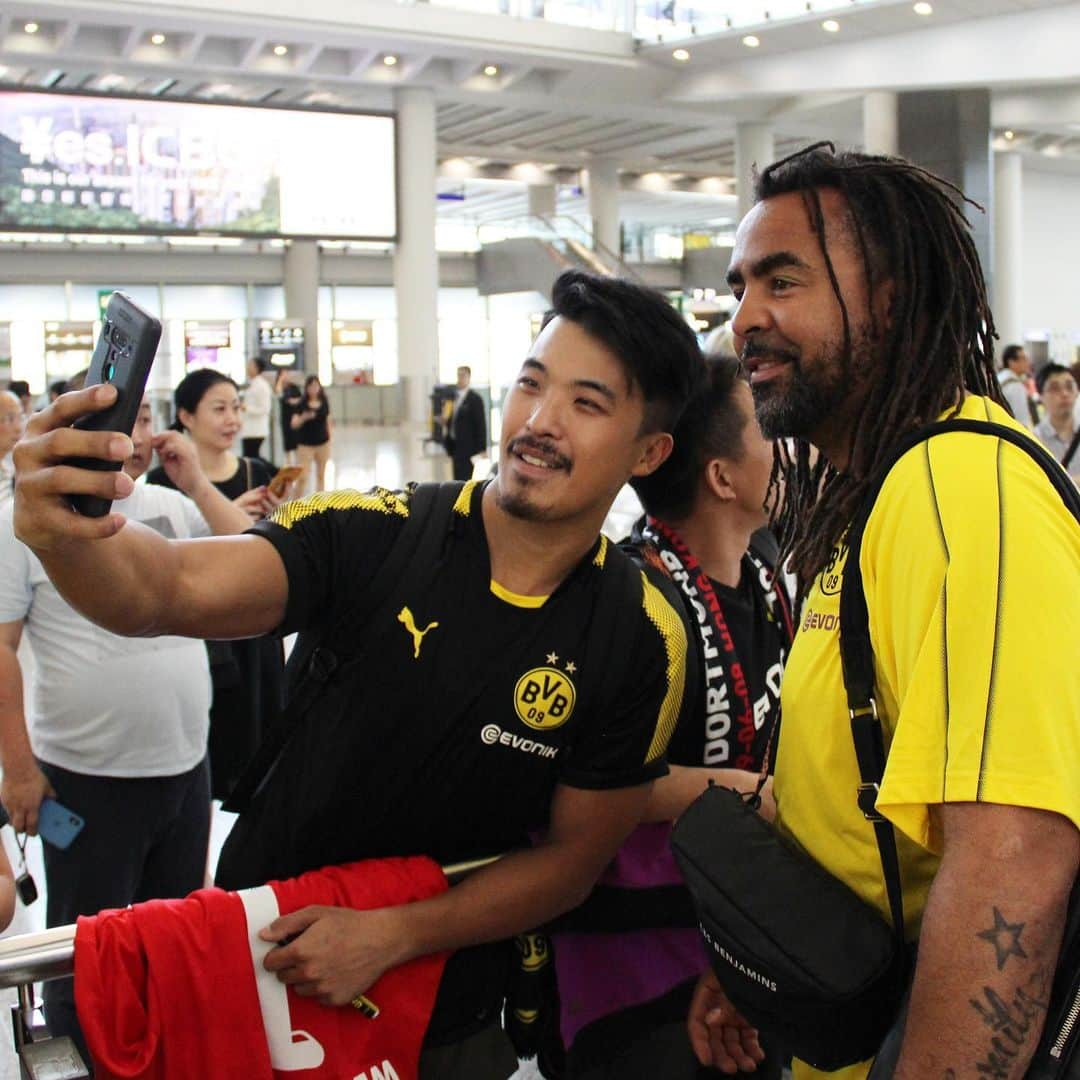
[
  {"xmin": 452, "ymin": 452, "xmax": 474, "ymax": 481},
  {"xmin": 39, "ymin": 757, "xmax": 211, "ymax": 1066}
]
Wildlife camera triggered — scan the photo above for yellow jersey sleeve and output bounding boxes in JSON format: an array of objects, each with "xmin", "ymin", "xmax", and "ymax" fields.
[{"xmin": 869, "ymin": 399, "xmax": 1080, "ymax": 852}]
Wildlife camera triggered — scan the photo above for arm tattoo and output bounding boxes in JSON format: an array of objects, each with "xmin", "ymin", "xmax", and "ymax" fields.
[
  {"xmin": 968, "ymin": 966, "xmax": 1050, "ymax": 1079},
  {"xmin": 976, "ymin": 907, "xmax": 1029, "ymax": 972}
]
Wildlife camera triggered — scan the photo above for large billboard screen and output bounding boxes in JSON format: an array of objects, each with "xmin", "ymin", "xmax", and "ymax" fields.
[{"xmin": 0, "ymin": 91, "xmax": 396, "ymax": 240}]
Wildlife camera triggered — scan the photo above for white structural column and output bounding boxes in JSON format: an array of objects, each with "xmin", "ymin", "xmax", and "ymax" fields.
[
  {"xmin": 527, "ymin": 183, "xmax": 557, "ymax": 219},
  {"xmin": 393, "ymin": 86, "xmax": 440, "ymax": 424},
  {"xmin": 993, "ymin": 151, "xmax": 1024, "ymax": 348},
  {"xmin": 735, "ymin": 123, "xmax": 774, "ymax": 222},
  {"xmin": 586, "ymin": 159, "xmax": 620, "ymax": 256},
  {"xmin": 283, "ymin": 240, "xmax": 320, "ymax": 376},
  {"xmin": 862, "ymin": 91, "xmax": 899, "ymax": 156}
]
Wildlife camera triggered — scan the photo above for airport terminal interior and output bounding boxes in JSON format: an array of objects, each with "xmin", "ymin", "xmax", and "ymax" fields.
[{"xmin": 0, "ymin": 0, "xmax": 1078, "ymax": 1077}]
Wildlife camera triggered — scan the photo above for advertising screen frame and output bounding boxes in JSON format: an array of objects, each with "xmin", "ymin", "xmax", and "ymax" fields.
[{"xmin": 0, "ymin": 87, "xmax": 398, "ymax": 243}]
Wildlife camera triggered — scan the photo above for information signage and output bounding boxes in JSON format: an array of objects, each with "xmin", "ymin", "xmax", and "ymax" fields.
[{"xmin": 0, "ymin": 91, "xmax": 396, "ymax": 240}]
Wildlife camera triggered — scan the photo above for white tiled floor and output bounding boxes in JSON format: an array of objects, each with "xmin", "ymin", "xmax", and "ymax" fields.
[{"xmin": 0, "ymin": 422, "xmax": 582, "ymax": 1078}]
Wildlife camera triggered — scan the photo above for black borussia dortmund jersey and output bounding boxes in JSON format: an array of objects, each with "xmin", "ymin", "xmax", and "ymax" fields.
[
  {"xmin": 242, "ymin": 479, "xmax": 682, "ymax": 864},
  {"xmin": 228, "ymin": 481, "xmax": 686, "ymax": 1038}
]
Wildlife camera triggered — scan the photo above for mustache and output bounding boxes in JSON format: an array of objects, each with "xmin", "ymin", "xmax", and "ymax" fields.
[
  {"xmin": 741, "ymin": 341, "xmax": 800, "ymax": 366},
  {"xmin": 507, "ymin": 436, "xmax": 572, "ymax": 470}
]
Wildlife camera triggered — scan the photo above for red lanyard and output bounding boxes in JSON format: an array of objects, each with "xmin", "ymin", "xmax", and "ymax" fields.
[{"xmin": 643, "ymin": 517, "xmax": 759, "ymax": 768}]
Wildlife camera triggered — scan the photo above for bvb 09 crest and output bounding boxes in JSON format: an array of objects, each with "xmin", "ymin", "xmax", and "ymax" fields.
[{"xmin": 514, "ymin": 667, "xmax": 576, "ymax": 730}]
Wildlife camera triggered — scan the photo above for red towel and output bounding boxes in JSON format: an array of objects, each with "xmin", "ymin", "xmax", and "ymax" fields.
[{"xmin": 75, "ymin": 857, "xmax": 449, "ymax": 1080}]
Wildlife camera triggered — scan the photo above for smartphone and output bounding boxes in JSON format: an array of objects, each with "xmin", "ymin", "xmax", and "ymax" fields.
[
  {"xmin": 267, "ymin": 464, "xmax": 304, "ymax": 498},
  {"xmin": 67, "ymin": 291, "xmax": 161, "ymax": 518},
  {"xmin": 0, "ymin": 797, "xmax": 84, "ymax": 848},
  {"xmin": 37, "ymin": 798, "xmax": 85, "ymax": 850}
]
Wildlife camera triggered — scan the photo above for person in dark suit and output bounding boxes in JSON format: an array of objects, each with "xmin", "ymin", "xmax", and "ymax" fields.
[{"xmin": 445, "ymin": 365, "xmax": 487, "ymax": 481}]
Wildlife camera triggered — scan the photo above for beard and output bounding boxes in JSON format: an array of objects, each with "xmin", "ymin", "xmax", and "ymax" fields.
[
  {"xmin": 747, "ymin": 329, "xmax": 873, "ymax": 441},
  {"xmin": 494, "ymin": 479, "xmax": 551, "ymax": 522}
]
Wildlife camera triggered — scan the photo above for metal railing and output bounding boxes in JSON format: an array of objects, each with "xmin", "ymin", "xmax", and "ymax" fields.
[{"xmin": 0, "ymin": 854, "xmax": 504, "ymax": 990}]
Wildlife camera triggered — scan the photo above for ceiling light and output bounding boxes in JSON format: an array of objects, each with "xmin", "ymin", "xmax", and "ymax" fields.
[
  {"xmin": 382, "ymin": 54, "xmax": 398, "ymax": 66},
  {"xmin": 1003, "ymin": 130, "xmax": 1015, "ymax": 140},
  {"xmin": 822, "ymin": 19, "xmax": 840, "ymax": 32},
  {"xmin": 672, "ymin": 48, "xmax": 690, "ymax": 61},
  {"xmin": 913, "ymin": 2, "xmax": 932, "ymax": 14},
  {"xmin": 24, "ymin": 22, "xmax": 39, "ymax": 34},
  {"xmin": 273, "ymin": 44, "xmax": 288, "ymax": 56},
  {"xmin": 483, "ymin": 64, "xmax": 499, "ymax": 76},
  {"xmin": 150, "ymin": 32, "xmax": 166, "ymax": 45},
  {"xmin": 742, "ymin": 34, "xmax": 761, "ymax": 47}
]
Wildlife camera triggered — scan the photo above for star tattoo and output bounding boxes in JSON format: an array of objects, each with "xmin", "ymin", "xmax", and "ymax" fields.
[
  {"xmin": 977, "ymin": 907, "xmax": 1028, "ymax": 972},
  {"xmin": 547, "ymin": 652, "xmax": 558, "ymax": 665}
]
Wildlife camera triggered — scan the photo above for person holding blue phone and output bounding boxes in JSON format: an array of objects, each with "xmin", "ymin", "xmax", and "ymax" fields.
[{"xmin": 0, "ymin": 391, "xmax": 255, "ymax": 1060}]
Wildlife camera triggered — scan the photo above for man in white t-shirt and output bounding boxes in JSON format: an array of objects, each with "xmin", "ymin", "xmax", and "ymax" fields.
[
  {"xmin": 242, "ymin": 356, "xmax": 274, "ymax": 460},
  {"xmin": 0, "ymin": 390, "xmax": 23, "ymax": 510},
  {"xmin": 0, "ymin": 398, "xmax": 252, "ymax": 1058}
]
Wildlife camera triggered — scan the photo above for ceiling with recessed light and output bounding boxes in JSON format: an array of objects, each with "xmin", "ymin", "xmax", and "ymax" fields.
[{"xmin": 0, "ymin": 0, "xmax": 1078, "ymax": 235}]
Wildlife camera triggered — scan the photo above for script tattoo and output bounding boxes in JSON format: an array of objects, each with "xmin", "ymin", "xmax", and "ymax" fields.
[
  {"xmin": 977, "ymin": 907, "xmax": 1029, "ymax": 972},
  {"xmin": 968, "ymin": 966, "xmax": 1049, "ymax": 1078}
]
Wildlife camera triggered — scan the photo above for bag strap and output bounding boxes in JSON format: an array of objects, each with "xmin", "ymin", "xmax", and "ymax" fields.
[
  {"xmin": 1063, "ymin": 426, "xmax": 1080, "ymax": 472},
  {"xmin": 601, "ymin": 545, "xmax": 644, "ymax": 709},
  {"xmin": 839, "ymin": 417, "xmax": 1080, "ymax": 942},
  {"xmin": 223, "ymin": 482, "xmax": 463, "ymax": 812}
]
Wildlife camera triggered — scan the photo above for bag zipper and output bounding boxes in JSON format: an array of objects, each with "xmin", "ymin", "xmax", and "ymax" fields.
[{"xmin": 1050, "ymin": 985, "xmax": 1080, "ymax": 1059}]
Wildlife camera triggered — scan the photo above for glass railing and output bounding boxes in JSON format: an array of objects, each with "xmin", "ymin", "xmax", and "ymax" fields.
[
  {"xmin": 422, "ymin": 0, "xmax": 632, "ymax": 32},
  {"xmin": 404, "ymin": 0, "xmax": 886, "ymax": 39}
]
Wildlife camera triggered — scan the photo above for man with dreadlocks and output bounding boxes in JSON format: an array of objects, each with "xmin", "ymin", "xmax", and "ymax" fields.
[{"xmin": 688, "ymin": 143, "xmax": 1080, "ymax": 1079}]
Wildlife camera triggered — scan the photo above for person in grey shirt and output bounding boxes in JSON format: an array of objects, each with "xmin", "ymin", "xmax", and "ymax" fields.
[{"xmin": 1035, "ymin": 362, "xmax": 1079, "ymax": 479}]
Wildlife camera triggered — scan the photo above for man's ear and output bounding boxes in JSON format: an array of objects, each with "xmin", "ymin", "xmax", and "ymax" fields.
[
  {"xmin": 704, "ymin": 458, "xmax": 737, "ymax": 502},
  {"xmin": 630, "ymin": 431, "xmax": 674, "ymax": 478}
]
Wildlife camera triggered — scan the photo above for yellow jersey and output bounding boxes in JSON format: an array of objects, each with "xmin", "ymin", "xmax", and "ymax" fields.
[{"xmin": 774, "ymin": 397, "xmax": 1080, "ymax": 1080}]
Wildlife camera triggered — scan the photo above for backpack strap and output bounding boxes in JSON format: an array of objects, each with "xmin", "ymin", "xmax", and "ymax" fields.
[
  {"xmin": 1063, "ymin": 427, "xmax": 1080, "ymax": 472},
  {"xmin": 589, "ymin": 539, "xmax": 643, "ymax": 721},
  {"xmin": 223, "ymin": 482, "xmax": 464, "ymax": 812},
  {"xmin": 839, "ymin": 418, "xmax": 1080, "ymax": 941}
]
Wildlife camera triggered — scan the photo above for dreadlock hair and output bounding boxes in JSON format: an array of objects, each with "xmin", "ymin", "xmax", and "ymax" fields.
[
  {"xmin": 756, "ymin": 142, "xmax": 1003, "ymax": 594},
  {"xmin": 631, "ymin": 354, "xmax": 748, "ymax": 523}
]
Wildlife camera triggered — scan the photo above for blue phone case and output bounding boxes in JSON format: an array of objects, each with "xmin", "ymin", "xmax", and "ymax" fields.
[{"xmin": 37, "ymin": 799, "xmax": 85, "ymax": 850}]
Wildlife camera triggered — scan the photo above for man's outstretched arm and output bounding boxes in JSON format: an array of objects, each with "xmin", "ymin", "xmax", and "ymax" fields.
[
  {"xmin": 894, "ymin": 802, "xmax": 1079, "ymax": 1079},
  {"xmin": 13, "ymin": 385, "xmax": 288, "ymax": 640}
]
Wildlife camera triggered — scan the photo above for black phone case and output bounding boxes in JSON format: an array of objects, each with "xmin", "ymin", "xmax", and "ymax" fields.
[{"xmin": 68, "ymin": 292, "xmax": 161, "ymax": 518}]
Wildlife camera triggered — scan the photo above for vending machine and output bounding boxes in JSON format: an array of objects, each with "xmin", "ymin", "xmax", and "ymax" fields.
[
  {"xmin": 44, "ymin": 322, "xmax": 97, "ymax": 383},
  {"xmin": 328, "ymin": 320, "xmax": 375, "ymax": 385},
  {"xmin": 256, "ymin": 322, "xmax": 305, "ymax": 371},
  {"xmin": 183, "ymin": 320, "xmax": 244, "ymax": 382}
]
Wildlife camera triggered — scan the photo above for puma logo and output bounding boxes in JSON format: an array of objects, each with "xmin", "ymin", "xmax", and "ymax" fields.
[{"xmin": 398, "ymin": 606, "xmax": 439, "ymax": 659}]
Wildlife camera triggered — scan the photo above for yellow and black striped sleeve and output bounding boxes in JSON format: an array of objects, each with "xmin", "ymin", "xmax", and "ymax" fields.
[
  {"xmin": 559, "ymin": 569, "xmax": 688, "ymax": 791},
  {"xmin": 247, "ymin": 486, "xmax": 411, "ymax": 635}
]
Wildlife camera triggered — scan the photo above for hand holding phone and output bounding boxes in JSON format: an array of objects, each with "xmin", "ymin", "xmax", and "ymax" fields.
[
  {"xmin": 66, "ymin": 291, "xmax": 161, "ymax": 518},
  {"xmin": 0, "ymin": 796, "xmax": 84, "ymax": 849}
]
